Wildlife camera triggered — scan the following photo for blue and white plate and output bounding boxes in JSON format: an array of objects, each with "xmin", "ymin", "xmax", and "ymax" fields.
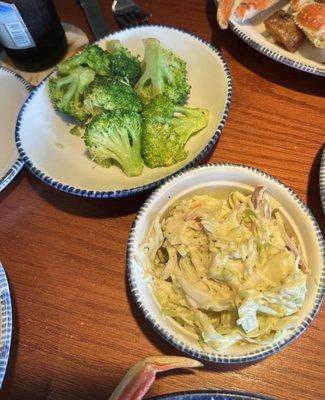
[
  {"xmin": 127, "ymin": 163, "xmax": 325, "ymax": 363},
  {"xmin": 0, "ymin": 262, "xmax": 12, "ymax": 387},
  {"xmin": 216, "ymin": 0, "xmax": 325, "ymax": 76},
  {"xmin": 15, "ymin": 25, "xmax": 232, "ymax": 198},
  {"xmin": 0, "ymin": 67, "xmax": 30, "ymax": 192},
  {"xmin": 151, "ymin": 390, "xmax": 274, "ymax": 400},
  {"xmin": 320, "ymin": 147, "xmax": 325, "ymax": 213}
]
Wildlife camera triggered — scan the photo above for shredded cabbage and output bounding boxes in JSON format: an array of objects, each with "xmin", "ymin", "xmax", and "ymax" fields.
[{"xmin": 142, "ymin": 186, "xmax": 308, "ymax": 351}]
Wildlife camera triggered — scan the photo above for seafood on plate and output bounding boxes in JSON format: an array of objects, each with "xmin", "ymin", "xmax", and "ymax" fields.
[
  {"xmin": 264, "ymin": 10, "xmax": 305, "ymax": 52},
  {"xmin": 217, "ymin": 0, "xmax": 285, "ymax": 28},
  {"xmin": 109, "ymin": 356, "xmax": 202, "ymax": 400},
  {"xmin": 216, "ymin": 0, "xmax": 325, "ymax": 50},
  {"xmin": 291, "ymin": 0, "xmax": 325, "ymax": 47}
]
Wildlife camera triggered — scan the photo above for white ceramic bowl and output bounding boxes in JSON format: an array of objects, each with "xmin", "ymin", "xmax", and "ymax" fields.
[
  {"xmin": 0, "ymin": 261, "xmax": 12, "ymax": 387},
  {"xmin": 0, "ymin": 66, "xmax": 30, "ymax": 191},
  {"xmin": 15, "ymin": 26, "xmax": 231, "ymax": 198},
  {"xmin": 127, "ymin": 163, "xmax": 325, "ymax": 363},
  {"xmin": 320, "ymin": 147, "xmax": 325, "ymax": 213}
]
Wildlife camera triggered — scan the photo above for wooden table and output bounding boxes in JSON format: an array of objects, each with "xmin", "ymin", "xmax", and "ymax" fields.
[{"xmin": 0, "ymin": 1, "xmax": 324, "ymax": 399}]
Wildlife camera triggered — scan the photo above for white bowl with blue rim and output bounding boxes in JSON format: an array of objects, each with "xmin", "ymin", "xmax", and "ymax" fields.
[
  {"xmin": 15, "ymin": 25, "xmax": 231, "ymax": 199},
  {"xmin": 150, "ymin": 390, "xmax": 274, "ymax": 400},
  {"xmin": 0, "ymin": 66, "xmax": 30, "ymax": 191},
  {"xmin": 0, "ymin": 262, "xmax": 12, "ymax": 386},
  {"xmin": 320, "ymin": 147, "xmax": 325, "ymax": 213},
  {"xmin": 127, "ymin": 163, "xmax": 325, "ymax": 363}
]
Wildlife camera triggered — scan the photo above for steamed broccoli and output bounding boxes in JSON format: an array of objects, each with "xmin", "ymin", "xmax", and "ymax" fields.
[
  {"xmin": 49, "ymin": 66, "xmax": 95, "ymax": 122},
  {"xmin": 141, "ymin": 95, "xmax": 209, "ymax": 168},
  {"xmin": 83, "ymin": 76, "xmax": 143, "ymax": 115},
  {"xmin": 106, "ymin": 40, "xmax": 141, "ymax": 86},
  {"xmin": 84, "ymin": 110, "xmax": 144, "ymax": 177},
  {"xmin": 58, "ymin": 45, "xmax": 110, "ymax": 76},
  {"xmin": 70, "ymin": 125, "xmax": 82, "ymax": 136},
  {"xmin": 135, "ymin": 38, "xmax": 190, "ymax": 104}
]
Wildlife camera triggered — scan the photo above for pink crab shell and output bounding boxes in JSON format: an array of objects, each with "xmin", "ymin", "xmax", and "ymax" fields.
[{"xmin": 295, "ymin": 3, "xmax": 325, "ymax": 48}]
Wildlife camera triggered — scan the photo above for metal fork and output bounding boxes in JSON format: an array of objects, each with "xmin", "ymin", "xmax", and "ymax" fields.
[{"xmin": 112, "ymin": 0, "xmax": 151, "ymax": 28}]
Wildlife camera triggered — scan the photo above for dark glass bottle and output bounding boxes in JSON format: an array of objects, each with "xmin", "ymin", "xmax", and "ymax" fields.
[{"xmin": 0, "ymin": 0, "xmax": 68, "ymax": 71}]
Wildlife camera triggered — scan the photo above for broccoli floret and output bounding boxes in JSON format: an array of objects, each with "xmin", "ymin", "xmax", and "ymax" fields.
[
  {"xmin": 58, "ymin": 45, "xmax": 110, "ymax": 76},
  {"xmin": 49, "ymin": 66, "xmax": 95, "ymax": 122},
  {"xmin": 142, "ymin": 94, "xmax": 175, "ymax": 120},
  {"xmin": 83, "ymin": 76, "xmax": 143, "ymax": 115},
  {"xmin": 135, "ymin": 38, "xmax": 190, "ymax": 104},
  {"xmin": 106, "ymin": 40, "xmax": 141, "ymax": 86},
  {"xmin": 84, "ymin": 110, "xmax": 144, "ymax": 177},
  {"xmin": 143, "ymin": 123, "xmax": 186, "ymax": 168},
  {"xmin": 70, "ymin": 126, "xmax": 82, "ymax": 136},
  {"xmin": 141, "ymin": 95, "xmax": 209, "ymax": 168}
]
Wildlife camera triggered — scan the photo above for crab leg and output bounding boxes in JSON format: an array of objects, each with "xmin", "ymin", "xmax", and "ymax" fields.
[
  {"xmin": 109, "ymin": 356, "xmax": 203, "ymax": 400},
  {"xmin": 291, "ymin": 0, "xmax": 313, "ymax": 12},
  {"xmin": 217, "ymin": 0, "xmax": 236, "ymax": 29},
  {"xmin": 235, "ymin": 0, "xmax": 282, "ymax": 22},
  {"xmin": 251, "ymin": 185, "xmax": 267, "ymax": 209},
  {"xmin": 276, "ymin": 222, "xmax": 309, "ymax": 274}
]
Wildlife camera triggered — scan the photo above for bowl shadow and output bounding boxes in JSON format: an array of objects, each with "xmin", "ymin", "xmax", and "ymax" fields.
[
  {"xmin": 24, "ymin": 140, "xmax": 217, "ymax": 219},
  {"xmin": 26, "ymin": 170, "xmax": 149, "ymax": 219},
  {"xmin": 0, "ymin": 167, "xmax": 25, "ymax": 204},
  {"xmin": 206, "ymin": 0, "xmax": 325, "ymax": 97},
  {"xmin": 307, "ymin": 145, "xmax": 325, "ymax": 234}
]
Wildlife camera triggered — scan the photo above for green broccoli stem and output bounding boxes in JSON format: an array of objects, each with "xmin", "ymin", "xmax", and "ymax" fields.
[
  {"xmin": 95, "ymin": 127, "xmax": 143, "ymax": 177},
  {"xmin": 155, "ymin": 104, "xmax": 209, "ymax": 145},
  {"xmin": 56, "ymin": 74, "xmax": 74, "ymax": 88},
  {"xmin": 106, "ymin": 40, "xmax": 122, "ymax": 52},
  {"xmin": 55, "ymin": 74, "xmax": 77, "ymax": 106},
  {"xmin": 110, "ymin": 145, "xmax": 143, "ymax": 177},
  {"xmin": 173, "ymin": 105, "xmax": 199, "ymax": 116},
  {"xmin": 55, "ymin": 67, "xmax": 95, "ymax": 109},
  {"xmin": 137, "ymin": 38, "xmax": 174, "ymax": 98},
  {"xmin": 63, "ymin": 79, "xmax": 78, "ymax": 107},
  {"xmin": 116, "ymin": 136, "xmax": 143, "ymax": 177},
  {"xmin": 57, "ymin": 45, "xmax": 110, "ymax": 76},
  {"xmin": 119, "ymin": 152, "xmax": 143, "ymax": 177}
]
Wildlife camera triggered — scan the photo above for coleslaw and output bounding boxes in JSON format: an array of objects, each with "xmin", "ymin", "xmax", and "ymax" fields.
[{"xmin": 142, "ymin": 186, "xmax": 309, "ymax": 351}]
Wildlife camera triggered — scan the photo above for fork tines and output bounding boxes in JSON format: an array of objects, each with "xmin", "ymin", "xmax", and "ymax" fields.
[
  {"xmin": 117, "ymin": 11, "xmax": 150, "ymax": 28},
  {"xmin": 113, "ymin": 1, "xmax": 151, "ymax": 28}
]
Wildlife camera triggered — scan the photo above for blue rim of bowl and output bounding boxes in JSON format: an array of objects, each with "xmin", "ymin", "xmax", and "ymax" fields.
[
  {"xmin": 127, "ymin": 162, "xmax": 325, "ymax": 363},
  {"xmin": 0, "ymin": 262, "xmax": 12, "ymax": 387},
  {"xmin": 228, "ymin": 21, "xmax": 325, "ymax": 77},
  {"xmin": 320, "ymin": 147, "xmax": 325, "ymax": 213},
  {"xmin": 15, "ymin": 24, "xmax": 232, "ymax": 199},
  {"xmin": 0, "ymin": 66, "xmax": 31, "ymax": 192},
  {"xmin": 149, "ymin": 389, "xmax": 275, "ymax": 400}
]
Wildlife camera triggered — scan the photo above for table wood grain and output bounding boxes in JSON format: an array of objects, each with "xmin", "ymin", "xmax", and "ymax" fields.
[{"xmin": 0, "ymin": 1, "xmax": 324, "ymax": 399}]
